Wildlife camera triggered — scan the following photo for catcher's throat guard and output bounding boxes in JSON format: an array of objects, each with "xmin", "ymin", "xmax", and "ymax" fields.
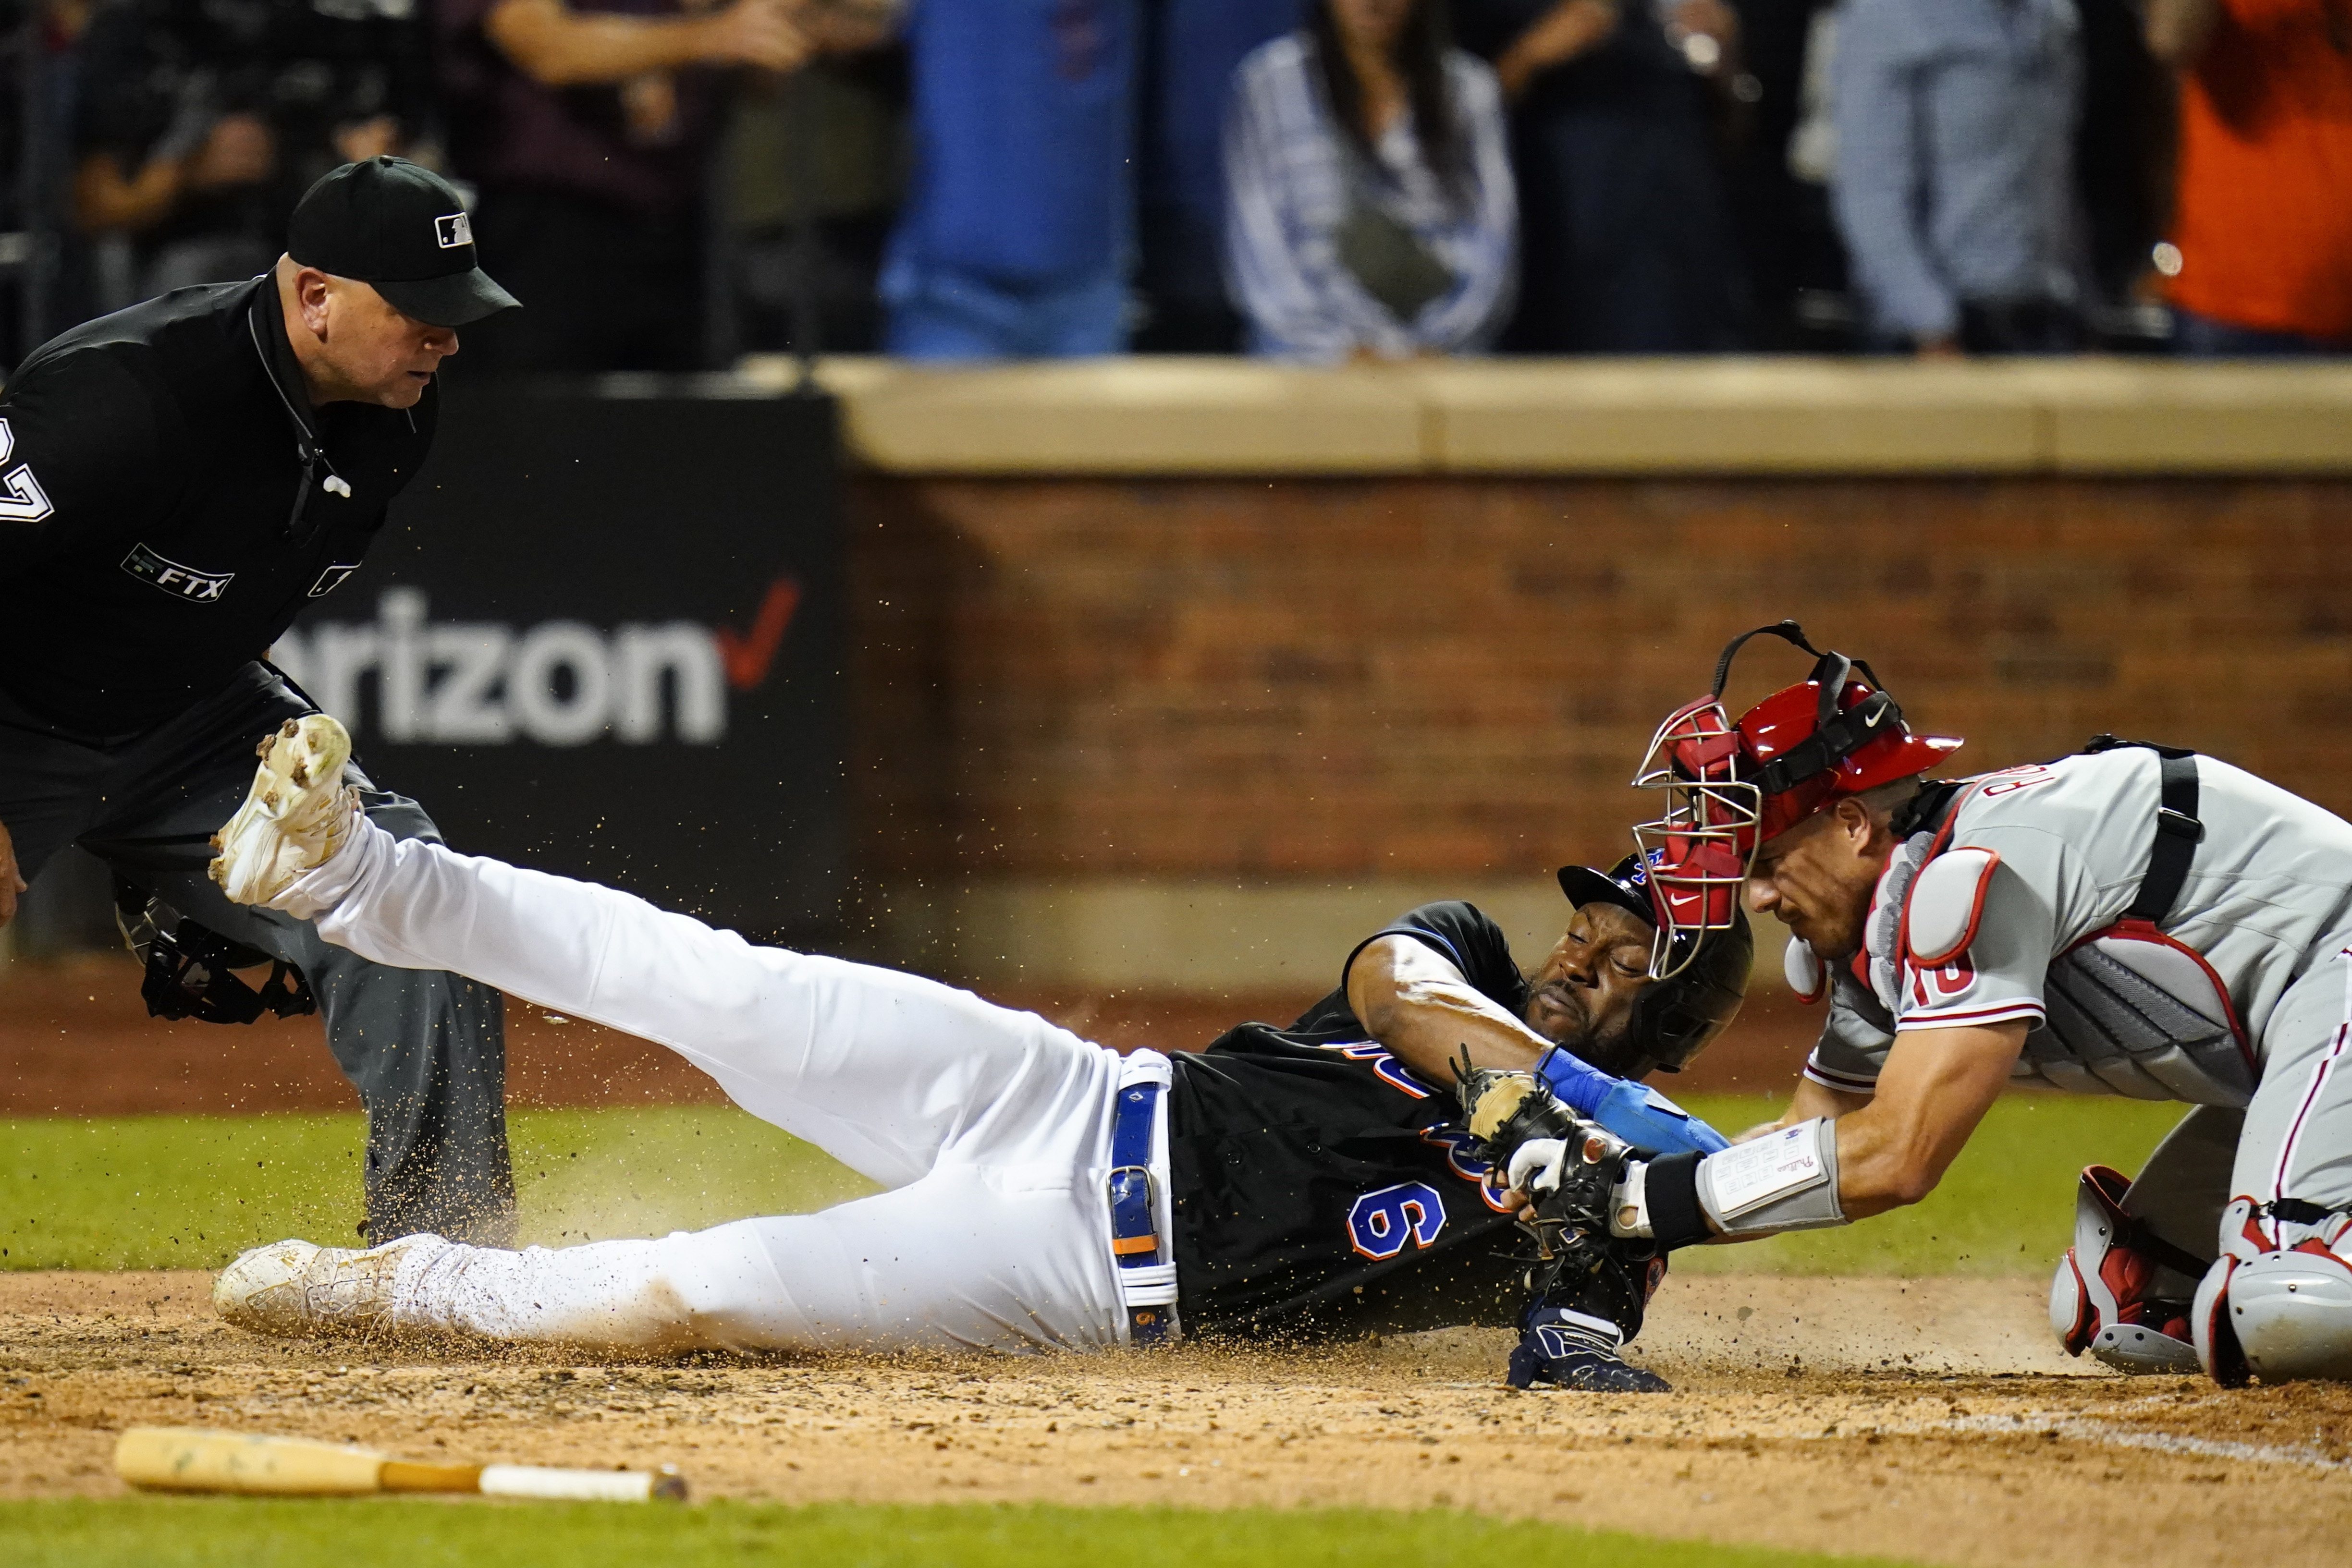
[{"xmin": 1631, "ymin": 620, "xmax": 1962, "ymax": 980}]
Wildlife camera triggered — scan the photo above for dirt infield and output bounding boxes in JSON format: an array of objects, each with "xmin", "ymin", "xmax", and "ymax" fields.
[{"xmin": 4, "ymin": 1273, "xmax": 2347, "ymax": 1568}]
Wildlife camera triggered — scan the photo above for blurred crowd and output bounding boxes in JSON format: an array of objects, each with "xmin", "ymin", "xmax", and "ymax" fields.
[{"xmin": 0, "ymin": 0, "xmax": 2344, "ymax": 369}]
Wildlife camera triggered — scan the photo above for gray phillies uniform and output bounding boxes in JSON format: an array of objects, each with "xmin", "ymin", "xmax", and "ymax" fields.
[{"xmin": 1802, "ymin": 748, "xmax": 2352, "ymax": 1274}]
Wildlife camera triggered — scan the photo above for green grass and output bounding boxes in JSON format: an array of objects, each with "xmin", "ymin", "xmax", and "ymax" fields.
[
  {"xmin": 3, "ymin": 1094, "xmax": 2188, "ymax": 1276},
  {"xmin": 1670, "ymin": 1092, "xmax": 2184, "ymax": 1275},
  {"xmin": 0, "ymin": 1498, "xmax": 1925, "ymax": 1568},
  {"xmin": 0, "ymin": 1106, "xmax": 877, "ymax": 1270}
]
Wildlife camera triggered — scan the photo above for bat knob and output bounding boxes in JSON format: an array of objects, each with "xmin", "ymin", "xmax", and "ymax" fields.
[{"xmin": 650, "ymin": 1464, "xmax": 689, "ymax": 1502}]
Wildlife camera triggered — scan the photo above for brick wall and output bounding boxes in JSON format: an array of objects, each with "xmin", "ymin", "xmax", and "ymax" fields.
[{"xmin": 849, "ymin": 474, "xmax": 2352, "ymax": 888}]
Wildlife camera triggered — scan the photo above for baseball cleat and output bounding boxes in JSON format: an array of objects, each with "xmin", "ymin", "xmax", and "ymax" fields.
[
  {"xmin": 2090, "ymin": 1318, "xmax": 2201, "ymax": 1375},
  {"xmin": 1507, "ymin": 1306, "xmax": 1673, "ymax": 1393},
  {"xmin": 1513, "ymin": 1340, "xmax": 1674, "ymax": 1394},
  {"xmin": 208, "ymin": 715, "xmax": 359, "ymax": 905},
  {"xmin": 213, "ymin": 1234, "xmax": 431, "ymax": 1336}
]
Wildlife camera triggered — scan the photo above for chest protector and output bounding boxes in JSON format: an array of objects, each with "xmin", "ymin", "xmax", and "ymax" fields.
[{"xmin": 1881, "ymin": 738, "xmax": 2256, "ymax": 1107}]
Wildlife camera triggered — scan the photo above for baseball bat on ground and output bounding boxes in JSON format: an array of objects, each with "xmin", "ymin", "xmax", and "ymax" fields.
[{"xmin": 115, "ymin": 1426, "xmax": 687, "ymax": 1501}]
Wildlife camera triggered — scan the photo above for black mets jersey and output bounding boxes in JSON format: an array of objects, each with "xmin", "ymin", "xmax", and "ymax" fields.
[{"xmin": 1166, "ymin": 900, "xmax": 1539, "ymax": 1339}]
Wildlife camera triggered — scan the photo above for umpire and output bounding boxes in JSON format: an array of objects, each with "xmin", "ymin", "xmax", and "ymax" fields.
[{"xmin": 0, "ymin": 157, "xmax": 520, "ymax": 1244}]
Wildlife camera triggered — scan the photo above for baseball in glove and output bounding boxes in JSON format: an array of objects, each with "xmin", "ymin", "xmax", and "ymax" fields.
[{"xmin": 1455, "ymin": 1054, "xmax": 1667, "ymax": 1392}]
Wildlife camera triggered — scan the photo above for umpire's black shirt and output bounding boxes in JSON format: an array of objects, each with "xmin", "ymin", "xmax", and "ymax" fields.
[{"xmin": 0, "ymin": 278, "xmax": 435, "ymax": 740}]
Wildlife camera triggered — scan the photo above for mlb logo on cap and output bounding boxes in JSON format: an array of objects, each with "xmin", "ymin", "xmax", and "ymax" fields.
[{"xmin": 287, "ymin": 156, "xmax": 518, "ymax": 327}]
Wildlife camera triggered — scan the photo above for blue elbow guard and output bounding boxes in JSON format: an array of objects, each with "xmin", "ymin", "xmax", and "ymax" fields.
[
  {"xmin": 1590, "ymin": 1079, "xmax": 1730, "ymax": 1156},
  {"xmin": 1534, "ymin": 1048, "xmax": 1616, "ymax": 1118}
]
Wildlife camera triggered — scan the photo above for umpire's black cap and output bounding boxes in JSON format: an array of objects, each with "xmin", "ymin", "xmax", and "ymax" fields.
[{"xmin": 287, "ymin": 156, "xmax": 520, "ymax": 328}]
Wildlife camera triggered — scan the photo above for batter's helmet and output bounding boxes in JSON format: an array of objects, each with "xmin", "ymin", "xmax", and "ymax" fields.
[
  {"xmin": 1629, "ymin": 621, "xmax": 1962, "ymax": 978},
  {"xmin": 1556, "ymin": 853, "xmax": 1754, "ymax": 1074}
]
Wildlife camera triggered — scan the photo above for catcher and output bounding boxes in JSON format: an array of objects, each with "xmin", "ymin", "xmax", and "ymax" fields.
[
  {"xmin": 207, "ymin": 715, "xmax": 1748, "ymax": 1388},
  {"xmin": 1493, "ymin": 621, "xmax": 2352, "ymax": 1388}
]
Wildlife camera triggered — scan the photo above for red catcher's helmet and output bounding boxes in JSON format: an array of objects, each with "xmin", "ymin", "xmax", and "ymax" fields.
[{"xmin": 1629, "ymin": 621, "xmax": 1963, "ymax": 978}]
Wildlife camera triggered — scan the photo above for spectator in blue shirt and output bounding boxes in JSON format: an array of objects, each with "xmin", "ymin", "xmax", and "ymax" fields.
[
  {"xmin": 1224, "ymin": 0, "xmax": 1516, "ymax": 361},
  {"xmin": 1830, "ymin": 0, "xmax": 2085, "ymax": 355},
  {"xmin": 882, "ymin": 0, "xmax": 1140, "ymax": 359}
]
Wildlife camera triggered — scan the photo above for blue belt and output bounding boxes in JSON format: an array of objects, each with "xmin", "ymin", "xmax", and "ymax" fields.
[{"xmin": 1109, "ymin": 1079, "xmax": 1176, "ymax": 1345}]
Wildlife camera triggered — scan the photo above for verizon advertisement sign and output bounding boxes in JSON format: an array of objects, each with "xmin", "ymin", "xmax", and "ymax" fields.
[
  {"xmin": 274, "ymin": 580, "xmax": 802, "ymax": 746},
  {"xmin": 291, "ymin": 386, "xmax": 844, "ymax": 942}
]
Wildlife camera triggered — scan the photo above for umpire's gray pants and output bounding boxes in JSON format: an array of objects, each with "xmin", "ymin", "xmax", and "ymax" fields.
[{"xmin": 0, "ymin": 662, "xmax": 513, "ymax": 1244}]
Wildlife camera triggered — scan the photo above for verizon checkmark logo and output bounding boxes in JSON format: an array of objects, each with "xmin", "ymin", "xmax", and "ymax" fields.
[{"xmin": 714, "ymin": 575, "xmax": 802, "ymax": 691}]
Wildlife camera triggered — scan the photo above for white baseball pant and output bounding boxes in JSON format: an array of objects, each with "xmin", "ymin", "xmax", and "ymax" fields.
[{"xmin": 272, "ymin": 817, "xmax": 1150, "ymax": 1355}]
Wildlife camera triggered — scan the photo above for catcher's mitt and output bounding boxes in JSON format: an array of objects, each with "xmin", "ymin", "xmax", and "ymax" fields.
[
  {"xmin": 1455, "ymin": 1055, "xmax": 1633, "ymax": 1245},
  {"xmin": 1455, "ymin": 1053, "xmax": 1667, "ymax": 1390}
]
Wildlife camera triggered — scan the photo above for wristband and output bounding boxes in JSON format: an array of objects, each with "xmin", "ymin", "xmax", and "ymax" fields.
[
  {"xmin": 1608, "ymin": 1160, "xmax": 1651, "ymax": 1238},
  {"xmin": 1695, "ymin": 1118, "xmax": 1845, "ymax": 1238},
  {"xmin": 1640, "ymin": 1150, "xmax": 1711, "ymax": 1251}
]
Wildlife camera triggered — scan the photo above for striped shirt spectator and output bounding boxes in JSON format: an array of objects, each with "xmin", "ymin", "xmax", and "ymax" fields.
[
  {"xmin": 1223, "ymin": 29, "xmax": 1517, "ymax": 362},
  {"xmin": 1830, "ymin": 0, "xmax": 2084, "ymax": 352}
]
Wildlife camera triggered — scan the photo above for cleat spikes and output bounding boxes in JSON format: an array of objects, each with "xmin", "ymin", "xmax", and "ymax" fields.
[{"xmin": 210, "ymin": 715, "xmax": 358, "ymax": 905}]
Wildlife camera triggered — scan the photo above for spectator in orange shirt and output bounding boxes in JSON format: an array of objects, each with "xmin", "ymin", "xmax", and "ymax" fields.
[{"xmin": 2147, "ymin": 0, "xmax": 2352, "ymax": 354}]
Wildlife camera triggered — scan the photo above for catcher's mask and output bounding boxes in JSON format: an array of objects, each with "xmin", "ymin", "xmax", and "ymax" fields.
[
  {"xmin": 1629, "ymin": 621, "xmax": 1961, "ymax": 979},
  {"xmin": 114, "ymin": 878, "xmax": 316, "ymax": 1025},
  {"xmin": 1556, "ymin": 853, "xmax": 1753, "ymax": 1073}
]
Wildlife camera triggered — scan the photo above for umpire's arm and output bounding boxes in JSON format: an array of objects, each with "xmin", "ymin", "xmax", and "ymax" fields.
[
  {"xmin": 1347, "ymin": 935, "xmax": 1556, "ymax": 1082},
  {"xmin": 0, "ymin": 347, "xmax": 173, "ymax": 925}
]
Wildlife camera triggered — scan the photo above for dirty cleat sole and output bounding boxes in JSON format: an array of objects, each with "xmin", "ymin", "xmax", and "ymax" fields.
[
  {"xmin": 213, "ymin": 1235, "xmax": 433, "ymax": 1337},
  {"xmin": 208, "ymin": 715, "xmax": 358, "ymax": 905}
]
